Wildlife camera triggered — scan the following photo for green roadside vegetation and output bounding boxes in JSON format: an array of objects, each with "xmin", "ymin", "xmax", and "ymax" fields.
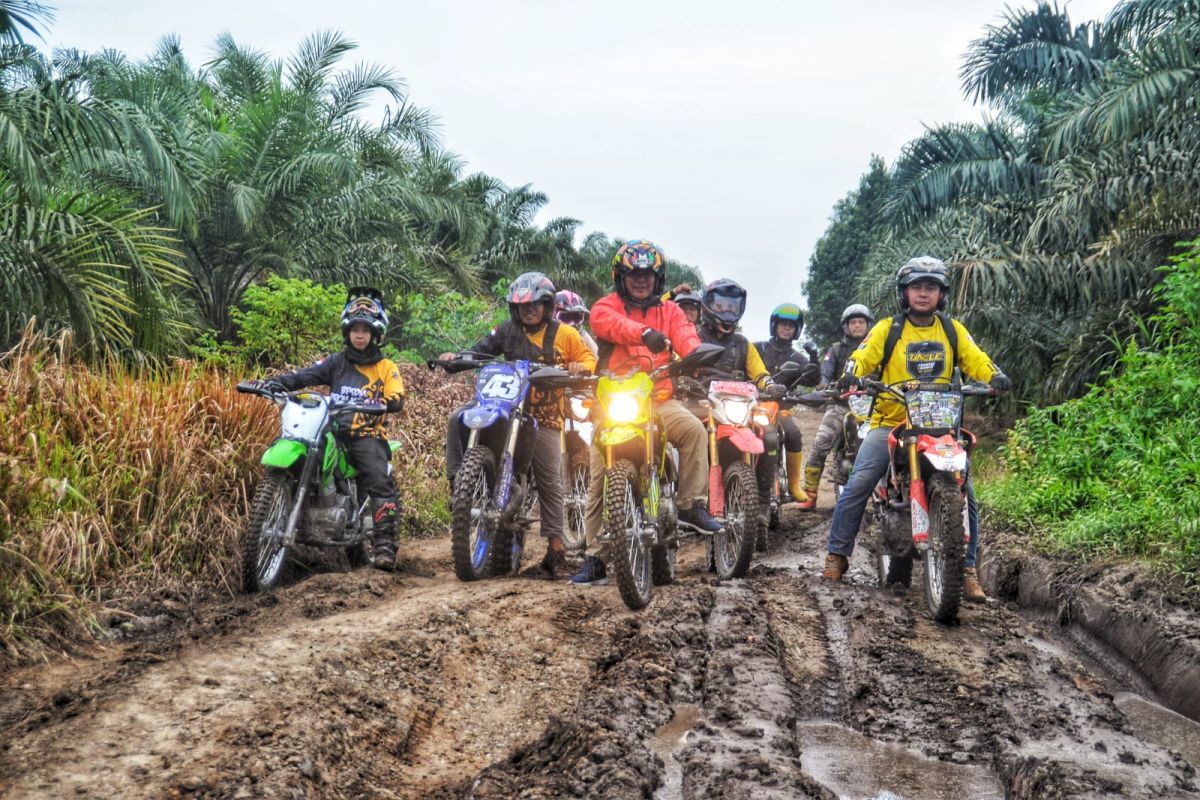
[
  {"xmin": 978, "ymin": 243, "xmax": 1200, "ymax": 589},
  {"xmin": 804, "ymin": 1, "xmax": 1200, "ymax": 585}
]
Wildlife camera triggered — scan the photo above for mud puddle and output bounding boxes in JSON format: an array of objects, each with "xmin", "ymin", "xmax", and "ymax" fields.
[
  {"xmin": 796, "ymin": 720, "xmax": 1004, "ymax": 800},
  {"xmin": 1115, "ymin": 693, "xmax": 1200, "ymax": 768},
  {"xmin": 650, "ymin": 703, "xmax": 701, "ymax": 800}
]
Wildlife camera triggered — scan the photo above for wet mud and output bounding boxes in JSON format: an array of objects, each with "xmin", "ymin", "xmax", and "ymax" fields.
[{"xmin": 1, "ymin": 407, "xmax": 1197, "ymax": 799}]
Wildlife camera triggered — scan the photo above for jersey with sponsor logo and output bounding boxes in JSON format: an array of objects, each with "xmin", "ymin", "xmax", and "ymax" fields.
[
  {"xmin": 275, "ymin": 351, "xmax": 405, "ymax": 438},
  {"xmin": 848, "ymin": 316, "xmax": 997, "ymax": 429}
]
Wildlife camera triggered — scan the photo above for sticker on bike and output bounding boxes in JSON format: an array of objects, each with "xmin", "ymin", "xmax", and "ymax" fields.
[{"xmin": 480, "ymin": 374, "xmax": 522, "ymax": 400}]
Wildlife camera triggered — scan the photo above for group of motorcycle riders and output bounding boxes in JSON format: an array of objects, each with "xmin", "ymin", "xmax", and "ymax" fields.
[{"xmin": 258, "ymin": 239, "xmax": 1010, "ymax": 603}]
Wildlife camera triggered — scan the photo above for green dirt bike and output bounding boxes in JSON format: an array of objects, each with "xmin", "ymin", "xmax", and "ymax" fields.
[{"xmin": 236, "ymin": 382, "xmax": 400, "ymax": 592}]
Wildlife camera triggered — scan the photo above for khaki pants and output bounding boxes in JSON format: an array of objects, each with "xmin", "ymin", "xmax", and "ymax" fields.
[{"xmin": 584, "ymin": 399, "xmax": 708, "ymax": 555}]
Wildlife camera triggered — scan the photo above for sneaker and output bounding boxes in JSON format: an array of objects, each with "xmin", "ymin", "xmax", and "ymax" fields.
[
  {"xmin": 569, "ymin": 556, "xmax": 608, "ymax": 586},
  {"xmin": 822, "ymin": 553, "xmax": 848, "ymax": 581},
  {"xmin": 963, "ymin": 567, "xmax": 987, "ymax": 603},
  {"xmin": 680, "ymin": 504, "xmax": 723, "ymax": 533}
]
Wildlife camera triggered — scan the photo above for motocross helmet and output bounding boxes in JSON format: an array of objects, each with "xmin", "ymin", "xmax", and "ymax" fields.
[
  {"xmin": 895, "ymin": 256, "xmax": 950, "ymax": 312},
  {"xmin": 507, "ymin": 272, "xmax": 557, "ymax": 327},
  {"xmin": 839, "ymin": 303, "xmax": 874, "ymax": 334},
  {"xmin": 769, "ymin": 302, "xmax": 804, "ymax": 340},
  {"xmin": 554, "ymin": 289, "xmax": 589, "ymax": 329},
  {"xmin": 611, "ymin": 240, "xmax": 667, "ymax": 305},
  {"xmin": 341, "ymin": 286, "xmax": 388, "ymax": 344},
  {"xmin": 701, "ymin": 278, "xmax": 748, "ymax": 336}
]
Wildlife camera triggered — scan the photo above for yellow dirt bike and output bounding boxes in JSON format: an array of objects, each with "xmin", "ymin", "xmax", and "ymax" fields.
[{"xmin": 595, "ymin": 343, "xmax": 723, "ymax": 609}]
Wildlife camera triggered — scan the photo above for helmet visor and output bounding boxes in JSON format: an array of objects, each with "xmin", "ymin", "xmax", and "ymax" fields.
[{"xmin": 708, "ymin": 291, "xmax": 746, "ymax": 318}]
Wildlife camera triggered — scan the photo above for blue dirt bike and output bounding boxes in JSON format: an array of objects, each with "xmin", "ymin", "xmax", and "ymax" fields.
[{"xmin": 432, "ymin": 355, "xmax": 586, "ymax": 581}]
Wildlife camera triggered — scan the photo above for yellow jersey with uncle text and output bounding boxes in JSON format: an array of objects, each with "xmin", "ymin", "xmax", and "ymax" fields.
[{"xmin": 848, "ymin": 315, "xmax": 998, "ymax": 429}]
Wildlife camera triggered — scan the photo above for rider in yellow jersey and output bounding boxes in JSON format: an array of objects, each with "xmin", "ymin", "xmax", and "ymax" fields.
[{"xmin": 823, "ymin": 257, "xmax": 1012, "ymax": 602}]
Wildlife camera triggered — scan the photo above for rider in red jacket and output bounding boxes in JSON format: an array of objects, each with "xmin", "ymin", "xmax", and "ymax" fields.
[{"xmin": 571, "ymin": 240, "xmax": 721, "ymax": 586}]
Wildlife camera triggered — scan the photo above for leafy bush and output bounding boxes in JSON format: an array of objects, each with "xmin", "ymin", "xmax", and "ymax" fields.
[
  {"xmin": 388, "ymin": 286, "xmax": 506, "ymax": 363},
  {"xmin": 980, "ymin": 241, "xmax": 1200, "ymax": 585}
]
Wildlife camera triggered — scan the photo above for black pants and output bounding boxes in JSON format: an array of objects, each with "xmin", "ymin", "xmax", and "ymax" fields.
[{"xmin": 342, "ymin": 435, "xmax": 397, "ymax": 501}]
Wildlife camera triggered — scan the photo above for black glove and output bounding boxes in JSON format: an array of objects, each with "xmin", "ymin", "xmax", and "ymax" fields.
[
  {"xmin": 989, "ymin": 372, "xmax": 1013, "ymax": 393},
  {"xmin": 799, "ymin": 362, "xmax": 821, "ymax": 387},
  {"xmin": 641, "ymin": 327, "xmax": 670, "ymax": 354},
  {"xmin": 761, "ymin": 383, "xmax": 786, "ymax": 401},
  {"xmin": 838, "ymin": 372, "xmax": 862, "ymax": 392}
]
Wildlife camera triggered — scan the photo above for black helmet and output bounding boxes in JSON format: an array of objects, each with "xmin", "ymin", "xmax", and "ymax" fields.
[
  {"xmin": 839, "ymin": 303, "xmax": 874, "ymax": 327},
  {"xmin": 895, "ymin": 256, "xmax": 950, "ymax": 311},
  {"xmin": 701, "ymin": 278, "xmax": 748, "ymax": 335},
  {"xmin": 674, "ymin": 289, "xmax": 702, "ymax": 309},
  {"xmin": 611, "ymin": 240, "xmax": 667, "ymax": 305},
  {"xmin": 507, "ymin": 272, "xmax": 557, "ymax": 327},
  {"xmin": 341, "ymin": 286, "xmax": 388, "ymax": 344},
  {"xmin": 769, "ymin": 302, "xmax": 804, "ymax": 340}
]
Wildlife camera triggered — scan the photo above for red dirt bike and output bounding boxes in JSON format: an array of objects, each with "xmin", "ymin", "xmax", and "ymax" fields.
[
  {"xmin": 699, "ymin": 379, "xmax": 766, "ymax": 579},
  {"xmin": 859, "ymin": 376, "xmax": 995, "ymax": 623}
]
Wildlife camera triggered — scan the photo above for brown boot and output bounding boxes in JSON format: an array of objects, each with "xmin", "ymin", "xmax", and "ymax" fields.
[
  {"xmin": 963, "ymin": 567, "xmax": 987, "ymax": 603},
  {"xmin": 796, "ymin": 464, "xmax": 822, "ymax": 511},
  {"xmin": 541, "ymin": 537, "xmax": 570, "ymax": 579},
  {"xmin": 822, "ymin": 553, "xmax": 849, "ymax": 581}
]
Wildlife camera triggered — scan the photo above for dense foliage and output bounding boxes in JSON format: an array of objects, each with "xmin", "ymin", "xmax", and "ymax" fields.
[
  {"xmin": 806, "ymin": 0, "xmax": 1200, "ymax": 402},
  {"xmin": 802, "ymin": 157, "xmax": 890, "ymax": 343},
  {"xmin": 0, "ymin": 4, "xmax": 702, "ymax": 361},
  {"xmin": 980, "ymin": 241, "xmax": 1200, "ymax": 585}
]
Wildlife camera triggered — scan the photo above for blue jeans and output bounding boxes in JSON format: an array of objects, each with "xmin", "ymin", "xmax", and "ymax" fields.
[{"xmin": 827, "ymin": 426, "xmax": 980, "ymax": 567}]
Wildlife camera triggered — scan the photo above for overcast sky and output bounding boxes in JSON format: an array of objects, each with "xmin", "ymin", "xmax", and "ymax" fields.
[{"xmin": 51, "ymin": 0, "xmax": 1116, "ymax": 341}]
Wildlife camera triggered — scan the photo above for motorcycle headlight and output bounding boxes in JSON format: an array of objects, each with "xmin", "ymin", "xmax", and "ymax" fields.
[
  {"xmin": 722, "ymin": 398, "xmax": 752, "ymax": 426},
  {"xmin": 606, "ymin": 393, "xmax": 641, "ymax": 424},
  {"xmin": 569, "ymin": 396, "xmax": 590, "ymax": 422}
]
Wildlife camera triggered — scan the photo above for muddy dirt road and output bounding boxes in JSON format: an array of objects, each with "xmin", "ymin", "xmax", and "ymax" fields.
[{"xmin": 2, "ymin": 408, "xmax": 1199, "ymax": 799}]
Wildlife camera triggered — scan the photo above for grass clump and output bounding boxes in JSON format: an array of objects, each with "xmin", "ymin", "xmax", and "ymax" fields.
[
  {"xmin": 0, "ymin": 327, "xmax": 467, "ymax": 663},
  {"xmin": 979, "ymin": 241, "xmax": 1200, "ymax": 588}
]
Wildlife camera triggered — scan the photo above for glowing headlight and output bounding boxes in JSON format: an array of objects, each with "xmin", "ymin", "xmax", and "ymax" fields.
[
  {"xmin": 722, "ymin": 399, "xmax": 752, "ymax": 426},
  {"xmin": 606, "ymin": 393, "xmax": 641, "ymax": 424},
  {"xmin": 569, "ymin": 396, "xmax": 590, "ymax": 422}
]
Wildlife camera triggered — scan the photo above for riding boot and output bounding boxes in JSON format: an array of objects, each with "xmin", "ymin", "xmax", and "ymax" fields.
[
  {"xmin": 786, "ymin": 450, "xmax": 807, "ymax": 502},
  {"xmin": 371, "ymin": 498, "xmax": 399, "ymax": 571},
  {"xmin": 963, "ymin": 567, "xmax": 987, "ymax": 603},
  {"xmin": 796, "ymin": 465, "xmax": 822, "ymax": 511}
]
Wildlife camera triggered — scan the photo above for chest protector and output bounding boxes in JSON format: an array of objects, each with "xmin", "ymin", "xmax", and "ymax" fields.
[{"xmin": 698, "ymin": 327, "xmax": 750, "ymax": 384}]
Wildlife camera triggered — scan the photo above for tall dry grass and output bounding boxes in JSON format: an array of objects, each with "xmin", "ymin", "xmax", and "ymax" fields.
[{"xmin": 0, "ymin": 328, "xmax": 469, "ymax": 663}]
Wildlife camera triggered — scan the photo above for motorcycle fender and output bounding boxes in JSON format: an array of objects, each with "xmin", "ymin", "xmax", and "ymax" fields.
[
  {"xmin": 463, "ymin": 406, "xmax": 505, "ymax": 430},
  {"xmin": 910, "ymin": 477, "xmax": 930, "ymax": 544},
  {"xmin": 261, "ymin": 439, "xmax": 307, "ymax": 469},
  {"xmin": 718, "ymin": 424, "xmax": 764, "ymax": 454},
  {"xmin": 599, "ymin": 425, "xmax": 641, "ymax": 447}
]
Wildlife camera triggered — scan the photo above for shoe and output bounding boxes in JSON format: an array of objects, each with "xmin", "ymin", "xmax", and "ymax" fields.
[
  {"xmin": 569, "ymin": 556, "xmax": 608, "ymax": 586},
  {"xmin": 680, "ymin": 503, "xmax": 723, "ymax": 533},
  {"xmin": 541, "ymin": 543, "xmax": 571, "ymax": 578},
  {"xmin": 822, "ymin": 553, "xmax": 848, "ymax": 581},
  {"xmin": 963, "ymin": 567, "xmax": 987, "ymax": 603}
]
